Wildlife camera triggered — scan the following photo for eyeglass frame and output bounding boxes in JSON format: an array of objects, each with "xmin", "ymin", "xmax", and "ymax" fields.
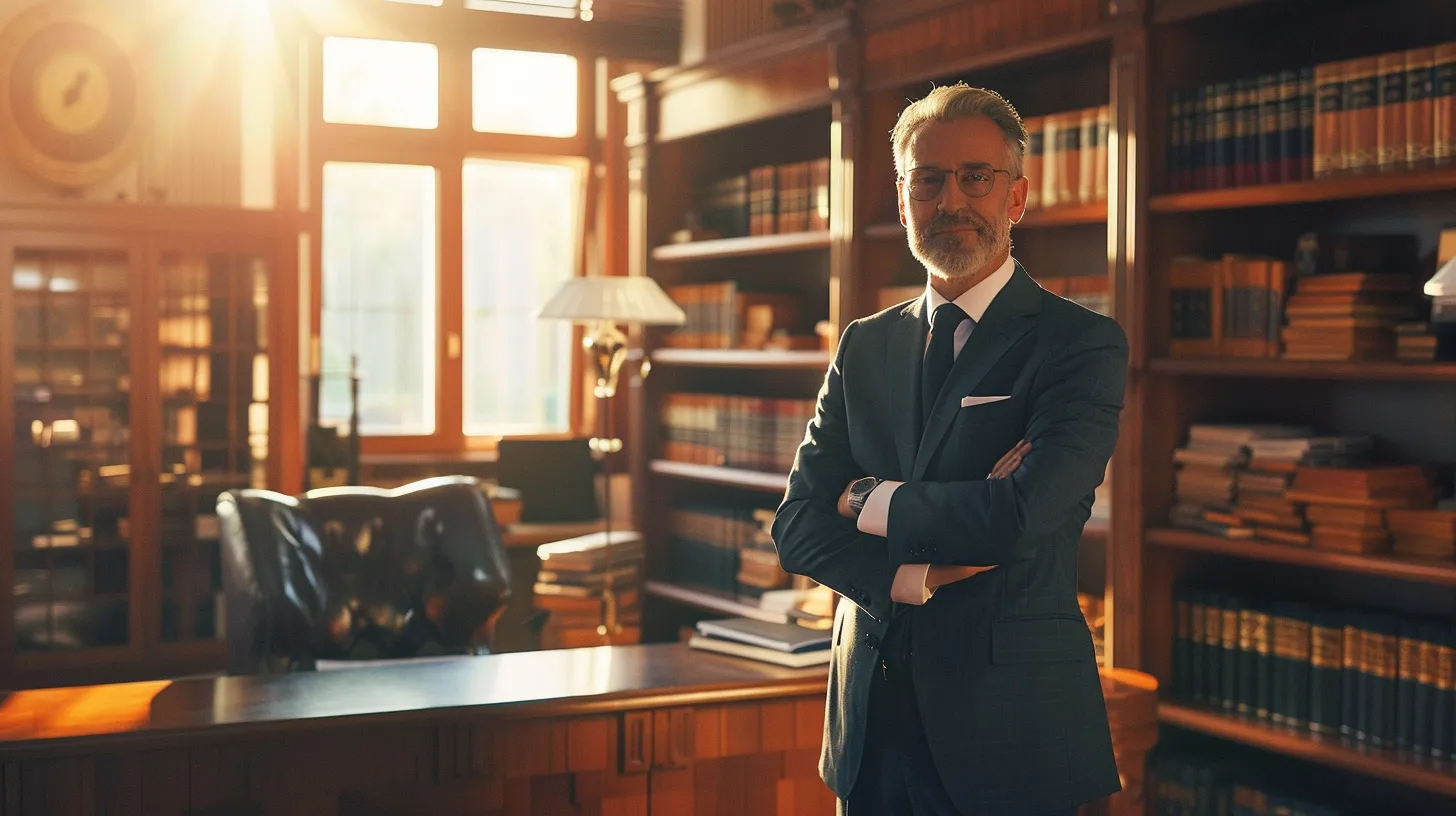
[{"xmin": 899, "ymin": 162, "xmax": 1021, "ymax": 202}]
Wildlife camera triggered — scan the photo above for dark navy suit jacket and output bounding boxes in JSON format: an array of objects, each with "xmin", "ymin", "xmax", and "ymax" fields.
[{"xmin": 772, "ymin": 262, "xmax": 1126, "ymax": 814}]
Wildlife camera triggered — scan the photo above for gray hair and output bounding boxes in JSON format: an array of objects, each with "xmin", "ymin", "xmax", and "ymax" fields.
[{"xmin": 891, "ymin": 83, "xmax": 1027, "ymax": 179}]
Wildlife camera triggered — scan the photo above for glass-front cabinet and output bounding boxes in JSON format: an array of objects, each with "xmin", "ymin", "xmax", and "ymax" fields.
[{"xmin": 1, "ymin": 229, "xmax": 283, "ymax": 685}]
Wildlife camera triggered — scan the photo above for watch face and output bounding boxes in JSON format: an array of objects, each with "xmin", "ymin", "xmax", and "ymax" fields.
[{"xmin": 0, "ymin": 1, "xmax": 141, "ymax": 187}]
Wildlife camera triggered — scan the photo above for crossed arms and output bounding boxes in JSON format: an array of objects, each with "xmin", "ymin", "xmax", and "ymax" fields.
[{"xmin": 770, "ymin": 318, "xmax": 1127, "ymax": 623}]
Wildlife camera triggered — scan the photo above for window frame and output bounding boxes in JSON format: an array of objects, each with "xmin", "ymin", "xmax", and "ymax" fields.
[{"xmin": 306, "ymin": 5, "xmax": 596, "ymax": 455}]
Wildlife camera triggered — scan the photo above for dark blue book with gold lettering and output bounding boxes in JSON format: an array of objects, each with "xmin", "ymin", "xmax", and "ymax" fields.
[{"xmin": 1308, "ymin": 609, "xmax": 1343, "ymax": 736}]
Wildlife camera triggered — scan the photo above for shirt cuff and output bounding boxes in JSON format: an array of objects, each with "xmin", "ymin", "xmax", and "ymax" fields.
[
  {"xmin": 854, "ymin": 480, "xmax": 902, "ymax": 537},
  {"xmin": 891, "ymin": 563, "xmax": 934, "ymax": 605}
]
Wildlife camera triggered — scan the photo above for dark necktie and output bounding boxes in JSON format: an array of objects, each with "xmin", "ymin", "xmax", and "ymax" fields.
[{"xmin": 922, "ymin": 302, "xmax": 970, "ymax": 428}]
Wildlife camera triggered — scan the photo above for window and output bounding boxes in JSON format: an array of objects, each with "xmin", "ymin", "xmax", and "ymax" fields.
[
  {"xmin": 462, "ymin": 158, "xmax": 583, "ymax": 435},
  {"xmin": 322, "ymin": 38, "xmax": 439, "ymax": 129},
  {"xmin": 314, "ymin": 12, "xmax": 589, "ymax": 451},
  {"xmin": 472, "ymin": 49, "xmax": 578, "ymax": 137},
  {"xmin": 320, "ymin": 162, "xmax": 438, "ymax": 435}
]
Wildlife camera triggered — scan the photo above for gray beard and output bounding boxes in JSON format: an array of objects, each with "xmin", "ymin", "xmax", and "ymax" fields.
[{"xmin": 910, "ymin": 217, "xmax": 1011, "ymax": 284}]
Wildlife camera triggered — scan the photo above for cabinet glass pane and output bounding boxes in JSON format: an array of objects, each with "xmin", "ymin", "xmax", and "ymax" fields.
[
  {"xmin": 157, "ymin": 253, "xmax": 269, "ymax": 644},
  {"xmin": 11, "ymin": 251, "xmax": 132, "ymax": 652}
]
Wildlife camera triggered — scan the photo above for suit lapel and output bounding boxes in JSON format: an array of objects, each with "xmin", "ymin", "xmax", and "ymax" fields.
[
  {"xmin": 887, "ymin": 297, "xmax": 926, "ymax": 480},
  {"xmin": 912, "ymin": 264, "xmax": 1044, "ymax": 482}
]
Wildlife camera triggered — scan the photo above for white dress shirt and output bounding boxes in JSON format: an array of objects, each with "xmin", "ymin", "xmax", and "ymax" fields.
[{"xmin": 857, "ymin": 253, "xmax": 1017, "ymax": 604}]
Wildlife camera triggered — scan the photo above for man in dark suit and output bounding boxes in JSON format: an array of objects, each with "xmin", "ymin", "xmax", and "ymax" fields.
[{"xmin": 772, "ymin": 83, "xmax": 1127, "ymax": 815}]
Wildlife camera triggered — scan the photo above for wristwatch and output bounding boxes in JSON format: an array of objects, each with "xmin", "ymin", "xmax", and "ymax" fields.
[{"xmin": 846, "ymin": 476, "xmax": 883, "ymax": 516}]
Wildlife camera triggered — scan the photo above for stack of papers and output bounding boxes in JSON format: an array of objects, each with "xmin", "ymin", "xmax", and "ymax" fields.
[{"xmin": 687, "ymin": 617, "xmax": 832, "ymax": 668}]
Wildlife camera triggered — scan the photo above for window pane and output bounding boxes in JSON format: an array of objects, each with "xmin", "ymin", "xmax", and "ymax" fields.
[
  {"xmin": 322, "ymin": 163, "xmax": 437, "ymax": 435},
  {"xmin": 463, "ymin": 159, "xmax": 581, "ymax": 436},
  {"xmin": 472, "ymin": 49, "xmax": 577, "ymax": 137},
  {"xmin": 323, "ymin": 37, "xmax": 438, "ymax": 129},
  {"xmin": 466, "ymin": 0, "xmax": 577, "ymax": 18}
]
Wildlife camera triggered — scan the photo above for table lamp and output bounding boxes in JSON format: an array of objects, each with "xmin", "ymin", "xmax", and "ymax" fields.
[{"xmin": 538, "ymin": 275, "xmax": 684, "ymax": 637}]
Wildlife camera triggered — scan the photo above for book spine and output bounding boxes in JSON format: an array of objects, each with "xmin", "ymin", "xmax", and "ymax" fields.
[
  {"xmin": 1437, "ymin": 628, "xmax": 1455, "ymax": 759},
  {"xmin": 1257, "ymin": 73, "xmax": 1280, "ymax": 185},
  {"xmin": 1340, "ymin": 616, "xmax": 1363, "ymax": 738},
  {"xmin": 1254, "ymin": 609, "xmax": 1274, "ymax": 720},
  {"xmin": 1414, "ymin": 624, "xmax": 1437, "ymax": 756},
  {"xmin": 1026, "ymin": 116, "xmax": 1044, "ymax": 209},
  {"xmin": 1198, "ymin": 85, "xmax": 1214, "ymax": 189},
  {"xmin": 1370, "ymin": 617, "xmax": 1400, "ymax": 748},
  {"xmin": 1314, "ymin": 61, "xmax": 1345, "ymax": 178},
  {"xmin": 1299, "ymin": 66, "xmax": 1316, "ymax": 180},
  {"xmin": 1191, "ymin": 590, "xmax": 1209, "ymax": 703},
  {"xmin": 1277, "ymin": 69, "xmax": 1301, "ymax": 183},
  {"xmin": 1206, "ymin": 591, "xmax": 1226, "ymax": 705},
  {"xmin": 1435, "ymin": 42, "xmax": 1456, "ymax": 165},
  {"xmin": 1308, "ymin": 612, "xmax": 1343, "ymax": 735},
  {"xmin": 1234, "ymin": 77, "xmax": 1258, "ymax": 187},
  {"xmin": 1396, "ymin": 621, "xmax": 1421, "ymax": 750},
  {"xmin": 1214, "ymin": 81, "xmax": 1236, "ymax": 188},
  {"xmin": 1344, "ymin": 56, "xmax": 1380, "ymax": 174},
  {"xmin": 1377, "ymin": 51, "xmax": 1409, "ymax": 171},
  {"xmin": 1237, "ymin": 605, "xmax": 1258, "ymax": 715},
  {"xmin": 1221, "ymin": 597, "xmax": 1241, "ymax": 711},
  {"xmin": 1407, "ymin": 47, "xmax": 1436, "ymax": 166},
  {"xmin": 1287, "ymin": 605, "xmax": 1312, "ymax": 728},
  {"xmin": 1270, "ymin": 605, "xmax": 1291, "ymax": 724}
]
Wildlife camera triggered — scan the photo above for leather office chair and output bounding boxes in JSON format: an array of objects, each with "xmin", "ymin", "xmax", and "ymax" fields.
[{"xmin": 217, "ymin": 475, "xmax": 511, "ymax": 674}]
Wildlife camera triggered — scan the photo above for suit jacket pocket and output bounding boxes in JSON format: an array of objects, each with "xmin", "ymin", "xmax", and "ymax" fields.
[{"xmin": 991, "ymin": 616, "xmax": 1094, "ymax": 664}]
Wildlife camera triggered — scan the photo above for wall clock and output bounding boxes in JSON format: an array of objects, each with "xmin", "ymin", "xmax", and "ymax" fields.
[{"xmin": 0, "ymin": 1, "xmax": 141, "ymax": 188}]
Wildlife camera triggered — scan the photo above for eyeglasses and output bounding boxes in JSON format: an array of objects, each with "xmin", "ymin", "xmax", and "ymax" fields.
[{"xmin": 903, "ymin": 165, "xmax": 1018, "ymax": 202}]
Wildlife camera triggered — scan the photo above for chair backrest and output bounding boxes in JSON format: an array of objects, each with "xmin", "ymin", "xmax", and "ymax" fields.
[
  {"xmin": 495, "ymin": 438, "xmax": 600, "ymax": 523},
  {"xmin": 218, "ymin": 475, "xmax": 511, "ymax": 673}
]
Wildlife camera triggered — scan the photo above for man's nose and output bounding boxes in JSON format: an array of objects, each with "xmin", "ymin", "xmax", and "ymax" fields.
[{"xmin": 938, "ymin": 176, "xmax": 972, "ymax": 214}]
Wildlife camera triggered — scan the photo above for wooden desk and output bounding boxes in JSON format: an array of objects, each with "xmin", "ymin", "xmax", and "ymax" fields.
[{"xmin": 0, "ymin": 643, "xmax": 833, "ymax": 815}]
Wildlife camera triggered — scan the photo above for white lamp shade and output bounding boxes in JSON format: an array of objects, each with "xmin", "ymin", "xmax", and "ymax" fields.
[
  {"xmin": 1427, "ymin": 255, "xmax": 1456, "ymax": 298},
  {"xmin": 538, "ymin": 276, "xmax": 686, "ymax": 325}
]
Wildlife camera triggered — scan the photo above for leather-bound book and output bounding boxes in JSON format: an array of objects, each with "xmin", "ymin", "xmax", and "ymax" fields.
[
  {"xmin": 1340, "ymin": 612, "xmax": 1365, "ymax": 739},
  {"xmin": 1308, "ymin": 609, "xmax": 1343, "ymax": 735}
]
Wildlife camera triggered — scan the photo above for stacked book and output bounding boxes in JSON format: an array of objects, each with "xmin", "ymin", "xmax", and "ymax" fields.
[
  {"xmin": 737, "ymin": 508, "xmax": 792, "ymax": 598},
  {"xmin": 1169, "ymin": 424, "xmax": 1313, "ymax": 537},
  {"xmin": 1386, "ymin": 509, "xmax": 1456, "ymax": 559},
  {"xmin": 1285, "ymin": 465, "xmax": 1438, "ymax": 554},
  {"xmin": 1280, "ymin": 272, "xmax": 1417, "ymax": 361},
  {"xmin": 534, "ymin": 531, "xmax": 644, "ymax": 648},
  {"xmin": 1395, "ymin": 321, "xmax": 1439, "ymax": 360},
  {"xmin": 687, "ymin": 616, "xmax": 832, "ymax": 668}
]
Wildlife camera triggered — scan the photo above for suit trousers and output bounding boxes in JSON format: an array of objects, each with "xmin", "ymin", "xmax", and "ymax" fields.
[{"xmin": 842, "ymin": 612, "xmax": 1080, "ymax": 816}]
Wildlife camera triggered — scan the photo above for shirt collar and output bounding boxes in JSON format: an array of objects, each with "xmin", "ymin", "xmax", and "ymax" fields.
[{"xmin": 924, "ymin": 254, "xmax": 1016, "ymax": 324}]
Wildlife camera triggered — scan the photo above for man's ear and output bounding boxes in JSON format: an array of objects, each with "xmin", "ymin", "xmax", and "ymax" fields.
[
  {"xmin": 1007, "ymin": 174, "xmax": 1029, "ymax": 224},
  {"xmin": 896, "ymin": 180, "xmax": 907, "ymax": 228}
]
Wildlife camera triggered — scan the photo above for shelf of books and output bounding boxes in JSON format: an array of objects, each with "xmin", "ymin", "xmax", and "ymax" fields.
[
  {"xmin": 1132, "ymin": 0, "xmax": 1456, "ymax": 802},
  {"xmin": 617, "ymin": 25, "xmax": 850, "ymax": 644}
]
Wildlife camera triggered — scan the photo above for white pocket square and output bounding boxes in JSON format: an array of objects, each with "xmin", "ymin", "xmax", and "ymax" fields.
[{"xmin": 961, "ymin": 394, "xmax": 1012, "ymax": 407}]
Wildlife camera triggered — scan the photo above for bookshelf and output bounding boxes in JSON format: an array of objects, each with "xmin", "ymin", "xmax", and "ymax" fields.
[
  {"xmin": 614, "ymin": 10, "xmax": 855, "ymax": 638},
  {"xmin": 1126, "ymin": 0, "xmax": 1456, "ymax": 803}
]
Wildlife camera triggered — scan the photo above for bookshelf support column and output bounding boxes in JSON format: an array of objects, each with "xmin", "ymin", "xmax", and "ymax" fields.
[{"xmin": 1108, "ymin": 21, "xmax": 1150, "ymax": 671}]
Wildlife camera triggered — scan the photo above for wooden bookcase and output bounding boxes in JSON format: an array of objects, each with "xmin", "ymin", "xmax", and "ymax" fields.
[
  {"xmin": 619, "ymin": 0, "xmax": 1456, "ymax": 806},
  {"xmin": 1124, "ymin": 0, "xmax": 1456, "ymax": 807},
  {"xmin": 0, "ymin": 204, "xmax": 299, "ymax": 689}
]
